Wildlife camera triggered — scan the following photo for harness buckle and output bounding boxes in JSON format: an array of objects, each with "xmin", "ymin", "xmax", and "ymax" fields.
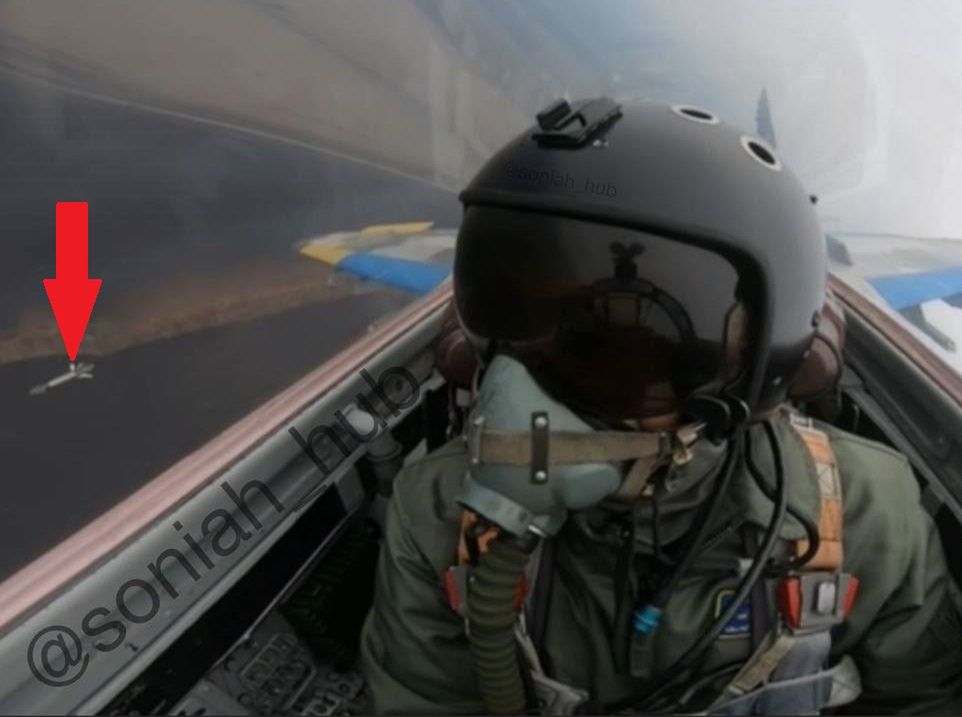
[{"xmin": 777, "ymin": 572, "xmax": 859, "ymax": 630}]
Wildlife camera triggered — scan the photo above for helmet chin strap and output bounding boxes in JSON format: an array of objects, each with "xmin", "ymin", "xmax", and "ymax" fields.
[{"xmin": 608, "ymin": 424, "xmax": 701, "ymax": 503}]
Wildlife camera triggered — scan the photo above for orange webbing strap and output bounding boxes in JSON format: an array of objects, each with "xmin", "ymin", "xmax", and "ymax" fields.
[
  {"xmin": 789, "ymin": 417, "xmax": 843, "ymax": 571},
  {"xmin": 450, "ymin": 511, "xmax": 528, "ymax": 615},
  {"xmin": 457, "ymin": 510, "xmax": 501, "ymax": 565}
]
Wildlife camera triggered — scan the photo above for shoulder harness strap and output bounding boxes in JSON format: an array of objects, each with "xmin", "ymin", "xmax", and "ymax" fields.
[
  {"xmin": 710, "ymin": 415, "xmax": 862, "ymax": 715},
  {"xmin": 788, "ymin": 414, "xmax": 844, "ymax": 571}
]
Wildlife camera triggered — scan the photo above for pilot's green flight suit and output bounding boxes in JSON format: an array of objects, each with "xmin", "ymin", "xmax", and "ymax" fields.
[{"xmin": 360, "ymin": 413, "xmax": 962, "ymax": 714}]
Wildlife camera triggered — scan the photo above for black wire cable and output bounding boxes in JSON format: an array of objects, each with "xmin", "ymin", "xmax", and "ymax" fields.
[
  {"xmin": 642, "ymin": 421, "xmax": 788, "ymax": 710},
  {"xmin": 647, "ymin": 433, "xmax": 743, "ymax": 611},
  {"xmin": 616, "ymin": 437, "xmax": 742, "ymax": 670},
  {"xmin": 650, "ymin": 474, "xmax": 667, "ymax": 567},
  {"xmin": 744, "ymin": 428, "xmax": 820, "ymax": 574},
  {"xmin": 609, "ymin": 420, "xmax": 789, "ymax": 713},
  {"xmin": 611, "ymin": 511, "xmax": 639, "ymax": 673}
]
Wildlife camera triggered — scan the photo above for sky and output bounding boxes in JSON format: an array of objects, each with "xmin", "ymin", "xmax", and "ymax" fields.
[{"xmin": 621, "ymin": 1, "xmax": 962, "ymax": 239}]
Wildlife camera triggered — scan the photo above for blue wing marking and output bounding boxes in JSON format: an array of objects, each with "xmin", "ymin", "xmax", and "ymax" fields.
[
  {"xmin": 338, "ymin": 253, "xmax": 451, "ymax": 294},
  {"xmin": 869, "ymin": 267, "xmax": 962, "ymax": 310}
]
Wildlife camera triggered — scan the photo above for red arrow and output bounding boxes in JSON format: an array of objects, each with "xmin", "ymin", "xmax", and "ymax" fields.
[{"xmin": 43, "ymin": 202, "xmax": 102, "ymax": 362}]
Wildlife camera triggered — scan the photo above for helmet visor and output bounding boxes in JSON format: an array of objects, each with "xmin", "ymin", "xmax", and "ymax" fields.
[{"xmin": 454, "ymin": 206, "xmax": 745, "ymax": 420}]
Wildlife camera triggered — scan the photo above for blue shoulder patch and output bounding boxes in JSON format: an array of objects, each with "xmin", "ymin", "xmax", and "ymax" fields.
[{"xmin": 715, "ymin": 589, "xmax": 752, "ymax": 638}]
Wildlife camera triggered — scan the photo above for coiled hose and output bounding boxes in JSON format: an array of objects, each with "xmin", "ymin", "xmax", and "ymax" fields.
[{"xmin": 466, "ymin": 536, "xmax": 531, "ymax": 714}]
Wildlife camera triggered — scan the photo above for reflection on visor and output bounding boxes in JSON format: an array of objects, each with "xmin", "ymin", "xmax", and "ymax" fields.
[
  {"xmin": 600, "ymin": 293, "xmax": 644, "ymax": 327},
  {"xmin": 540, "ymin": 248, "xmax": 701, "ymax": 419},
  {"xmin": 455, "ymin": 208, "xmax": 741, "ymax": 420}
]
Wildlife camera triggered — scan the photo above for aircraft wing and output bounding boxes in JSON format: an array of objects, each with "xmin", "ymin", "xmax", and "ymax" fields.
[
  {"xmin": 828, "ymin": 232, "xmax": 962, "ymax": 361},
  {"xmin": 294, "ymin": 219, "xmax": 962, "ymax": 368},
  {"xmin": 297, "ymin": 221, "xmax": 456, "ymax": 294},
  {"xmin": 867, "ymin": 266, "xmax": 962, "ymax": 311},
  {"xmin": 751, "ymin": 87, "xmax": 962, "ymax": 367}
]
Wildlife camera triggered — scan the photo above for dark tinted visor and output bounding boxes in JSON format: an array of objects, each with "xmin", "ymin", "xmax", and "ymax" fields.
[{"xmin": 454, "ymin": 206, "xmax": 743, "ymax": 419}]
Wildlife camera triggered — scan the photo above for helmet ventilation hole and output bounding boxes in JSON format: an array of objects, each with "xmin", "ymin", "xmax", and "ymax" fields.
[
  {"xmin": 671, "ymin": 104, "xmax": 719, "ymax": 125},
  {"xmin": 740, "ymin": 136, "xmax": 782, "ymax": 170}
]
